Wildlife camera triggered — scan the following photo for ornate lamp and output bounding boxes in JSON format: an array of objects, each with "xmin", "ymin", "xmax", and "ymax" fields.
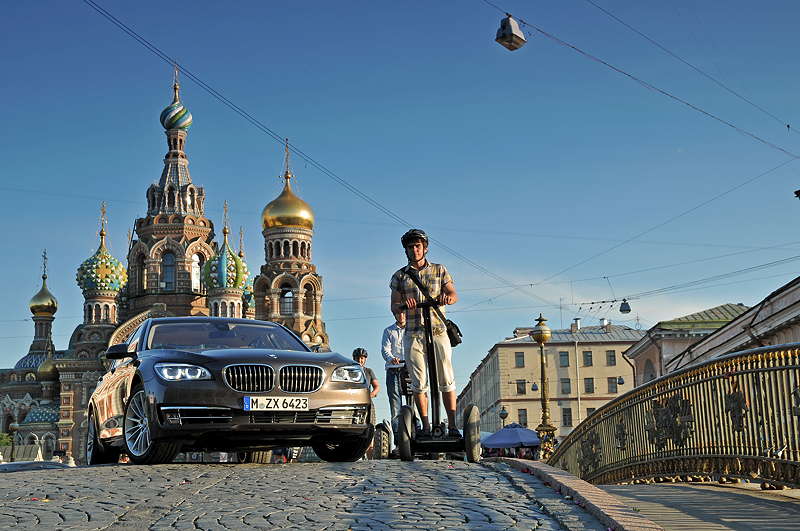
[
  {"xmin": 499, "ymin": 406, "xmax": 509, "ymax": 428},
  {"xmin": 529, "ymin": 314, "xmax": 557, "ymax": 460},
  {"xmin": 8, "ymin": 422, "xmax": 19, "ymax": 463}
]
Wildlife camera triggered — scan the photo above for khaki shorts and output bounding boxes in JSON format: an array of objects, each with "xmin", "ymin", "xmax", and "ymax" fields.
[{"xmin": 404, "ymin": 330, "xmax": 456, "ymax": 394}]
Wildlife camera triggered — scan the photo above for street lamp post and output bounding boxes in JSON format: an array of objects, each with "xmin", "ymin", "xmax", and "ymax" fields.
[
  {"xmin": 499, "ymin": 406, "xmax": 509, "ymax": 428},
  {"xmin": 530, "ymin": 314, "xmax": 557, "ymax": 460},
  {"xmin": 9, "ymin": 422, "xmax": 19, "ymax": 463}
]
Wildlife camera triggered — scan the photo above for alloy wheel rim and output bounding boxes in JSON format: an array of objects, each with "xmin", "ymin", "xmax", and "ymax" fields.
[{"xmin": 124, "ymin": 391, "xmax": 151, "ymax": 456}]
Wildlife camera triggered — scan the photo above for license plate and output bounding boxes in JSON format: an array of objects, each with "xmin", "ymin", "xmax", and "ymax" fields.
[{"xmin": 243, "ymin": 396, "xmax": 309, "ymax": 411}]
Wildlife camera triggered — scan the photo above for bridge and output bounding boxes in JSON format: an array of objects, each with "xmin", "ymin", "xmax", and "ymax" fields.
[{"xmin": 545, "ymin": 342, "xmax": 800, "ymax": 529}]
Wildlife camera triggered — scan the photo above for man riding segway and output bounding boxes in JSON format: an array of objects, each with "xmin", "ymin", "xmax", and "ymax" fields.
[{"xmin": 389, "ymin": 229, "xmax": 480, "ymax": 462}]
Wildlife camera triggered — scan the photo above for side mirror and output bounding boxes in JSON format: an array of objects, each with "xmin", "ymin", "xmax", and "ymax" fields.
[{"xmin": 105, "ymin": 343, "xmax": 133, "ymax": 360}]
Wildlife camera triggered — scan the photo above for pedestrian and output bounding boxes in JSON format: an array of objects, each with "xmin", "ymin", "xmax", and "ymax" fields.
[
  {"xmin": 381, "ymin": 313, "xmax": 406, "ymax": 446},
  {"xmin": 353, "ymin": 347, "xmax": 380, "ymax": 459},
  {"xmin": 390, "ymin": 229, "xmax": 459, "ymax": 437}
]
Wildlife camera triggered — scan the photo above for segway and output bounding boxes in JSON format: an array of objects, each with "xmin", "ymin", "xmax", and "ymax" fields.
[{"xmin": 395, "ymin": 300, "xmax": 481, "ymax": 463}]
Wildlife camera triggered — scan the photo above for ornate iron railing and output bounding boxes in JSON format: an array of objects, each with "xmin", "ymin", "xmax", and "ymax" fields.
[{"xmin": 548, "ymin": 344, "xmax": 800, "ymax": 487}]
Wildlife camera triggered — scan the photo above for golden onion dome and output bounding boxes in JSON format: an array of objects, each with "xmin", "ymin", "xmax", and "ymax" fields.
[
  {"xmin": 29, "ymin": 274, "xmax": 58, "ymax": 316},
  {"xmin": 37, "ymin": 356, "xmax": 58, "ymax": 380},
  {"xmin": 261, "ymin": 173, "xmax": 314, "ymax": 230}
]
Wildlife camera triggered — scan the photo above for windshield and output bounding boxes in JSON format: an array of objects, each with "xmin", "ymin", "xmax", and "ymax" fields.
[{"xmin": 146, "ymin": 321, "xmax": 308, "ymax": 353}]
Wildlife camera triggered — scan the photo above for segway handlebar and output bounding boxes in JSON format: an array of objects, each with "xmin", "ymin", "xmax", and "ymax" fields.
[{"xmin": 398, "ymin": 300, "xmax": 441, "ymax": 311}]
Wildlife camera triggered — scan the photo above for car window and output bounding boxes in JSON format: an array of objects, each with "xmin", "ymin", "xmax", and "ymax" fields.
[
  {"xmin": 146, "ymin": 321, "xmax": 308, "ymax": 353},
  {"xmin": 128, "ymin": 324, "xmax": 145, "ymax": 352}
]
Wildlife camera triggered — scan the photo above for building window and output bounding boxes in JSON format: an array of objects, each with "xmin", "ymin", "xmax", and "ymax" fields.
[
  {"xmin": 136, "ymin": 255, "xmax": 147, "ymax": 293},
  {"xmin": 608, "ymin": 377, "xmax": 619, "ymax": 393},
  {"xmin": 560, "ymin": 378, "xmax": 571, "ymax": 394},
  {"xmin": 584, "ymin": 377, "xmax": 595, "ymax": 394},
  {"xmin": 162, "ymin": 252, "xmax": 176, "ymax": 291},
  {"xmin": 303, "ymin": 285, "xmax": 315, "ymax": 315},
  {"xmin": 514, "ymin": 352, "xmax": 525, "ymax": 368},
  {"xmin": 562, "ymin": 408, "xmax": 573, "ymax": 427},
  {"xmin": 518, "ymin": 408, "xmax": 528, "ymax": 427},
  {"xmin": 583, "ymin": 351, "xmax": 593, "ymax": 366},
  {"xmin": 606, "ymin": 350, "xmax": 617, "ymax": 366},
  {"xmin": 191, "ymin": 254, "xmax": 203, "ymax": 292},
  {"xmin": 559, "ymin": 351, "xmax": 569, "ymax": 367},
  {"xmin": 586, "ymin": 407, "xmax": 596, "ymax": 417},
  {"xmin": 280, "ymin": 285, "xmax": 294, "ymax": 316},
  {"xmin": 515, "ymin": 380, "xmax": 526, "ymax": 395}
]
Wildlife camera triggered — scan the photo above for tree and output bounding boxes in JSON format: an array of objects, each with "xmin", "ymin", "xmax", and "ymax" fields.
[{"xmin": 0, "ymin": 433, "xmax": 12, "ymax": 446}]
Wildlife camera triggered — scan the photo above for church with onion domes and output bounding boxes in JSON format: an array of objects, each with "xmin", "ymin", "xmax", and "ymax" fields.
[{"xmin": 0, "ymin": 73, "xmax": 329, "ymax": 463}]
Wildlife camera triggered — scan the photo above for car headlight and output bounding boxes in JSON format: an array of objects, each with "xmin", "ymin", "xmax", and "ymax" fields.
[
  {"xmin": 154, "ymin": 363, "xmax": 211, "ymax": 381},
  {"xmin": 331, "ymin": 365, "xmax": 365, "ymax": 384}
]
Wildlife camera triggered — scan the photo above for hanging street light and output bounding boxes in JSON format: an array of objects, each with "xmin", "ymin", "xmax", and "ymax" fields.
[
  {"xmin": 496, "ymin": 14, "xmax": 527, "ymax": 51},
  {"xmin": 619, "ymin": 299, "xmax": 631, "ymax": 314}
]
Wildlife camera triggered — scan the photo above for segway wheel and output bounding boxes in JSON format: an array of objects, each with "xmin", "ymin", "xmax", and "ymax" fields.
[
  {"xmin": 373, "ymin": 422, "xmax": 391, "ymax": 460},
  {"xmin": 463, "ymin": 404, "xmax": 481, "ymax": 463},
  {"xmin": 397, "ymin": 406, "xmax": 415, "ymax": 462}
]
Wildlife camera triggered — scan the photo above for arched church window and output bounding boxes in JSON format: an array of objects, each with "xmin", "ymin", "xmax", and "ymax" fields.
[
  {"xmin": 162, "ymin": 253, "xmax": 176, "ymax": 291},
  {"xmin": 280, "ymin": 285, "xmax": 294, "ymax": 316},
  {"xmin": 93, "ymin": 304, "xmax": 101, "ymax": 323},
  {"xmin": 303, "ymin": 285, "xmax": 314, "ymax": 315},
  {"xmin": 191, "ymin": 254, "xmax": 203, "ymax": 292},
  {"xmin": 110, "ymin": 305, "xmax": 116, "ymax": 323},
  {"xmin": 292, "ymin": 241, "xmax": 299, "ymax": 258},
  {"xmin": 213, "ymin": 302, "xmax": 219, "ymax": 316},
  {"xmin": 103, "ymin": 305, "xmax": 110, "ymax": 322},
  {"xmin": 283, "ymin": 241, "xmax": 290, "ymax": 258},
  {"xmin": 136, "ymin": 255, "xmax": 147, "ymax": 294},
  {"xmin": 220, "ymin": 301, "xmax": 228, "ymax": 317},
  {"xmin": 26, "ymin": 433, "xmax": 38, "ymax": 445}
]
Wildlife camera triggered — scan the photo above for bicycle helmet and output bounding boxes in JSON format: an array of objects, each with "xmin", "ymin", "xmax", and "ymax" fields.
[
  {"xmin": 401, "ymin": 229, "xmax": 428, "ymax": 248},
  {"xmin": 352, "ymin": 347, "xmax": 368, "ymax": 360}
]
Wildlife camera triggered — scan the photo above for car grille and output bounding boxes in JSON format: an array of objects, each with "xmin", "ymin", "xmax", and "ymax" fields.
[
  {"xmin": 224, "ymin": 365, "xmax": 274, "ymax": 393},
  {"xmin": 279, "ymin": 365, "xmax": 324, "ymax": 393},
  {"xmin": 160, "ymin": 406, "xmax": 233, "ymax": 425},
  {"xmin": 249, "ymin": 406, "xmax": 369, "ymax": 425}
]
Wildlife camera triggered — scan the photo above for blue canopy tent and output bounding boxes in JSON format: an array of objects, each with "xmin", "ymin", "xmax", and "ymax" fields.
[{"xmin": 482, "ymin": 423, "xmax": 541, "ymax": 448}]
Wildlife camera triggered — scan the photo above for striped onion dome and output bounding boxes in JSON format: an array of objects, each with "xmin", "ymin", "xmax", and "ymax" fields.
[
  {"xmin": 202, "ymin": 227, "xmax": 248, "ymax": 290},
  {"xmin": 159, "ymin": 82, "xmax": 193, "ymax": 130},
  {"xmin": 76, "ymin": 229, "xmax": 128, "ymax": 294}
]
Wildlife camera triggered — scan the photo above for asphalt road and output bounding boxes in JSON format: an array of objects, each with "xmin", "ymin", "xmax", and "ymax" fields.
[
  {"xmin": 0, "ymin": 460, "xmax": 582, "ymax": 530},
  {"xmin": 601, "ymin": 483, "xmax": 800, "ymax": 531}
]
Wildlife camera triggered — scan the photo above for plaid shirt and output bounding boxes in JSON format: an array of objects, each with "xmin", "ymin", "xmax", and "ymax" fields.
[{"xmin": 390, "ymin": 262, "xmax": 453, "ymax": 333}]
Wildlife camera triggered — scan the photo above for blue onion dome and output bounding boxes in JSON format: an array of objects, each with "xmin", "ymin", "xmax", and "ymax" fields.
[
  {"xmin": 159, "ymin": 82, "xmax": 193, "ymax": 130},
  {"xmin": 76, "ymin": 229, "xmax": 128, "ymax": 294},
  {"xmin": 29, "ymin": 274, "xmax": 58, "ymax": 316},
  {"xmin": 202, "ymin": 227, "xmax": 248, "ymax": 290}
]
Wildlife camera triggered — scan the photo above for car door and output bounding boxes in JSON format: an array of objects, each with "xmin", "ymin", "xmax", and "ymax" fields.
[{"xmin": 97, "ymin": 324, "xmax": 145, "ymax": 439}]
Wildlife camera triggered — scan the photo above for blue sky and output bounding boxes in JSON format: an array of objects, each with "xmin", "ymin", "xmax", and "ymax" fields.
[{"xmin": 2, "ymin": 1, "xmax": 800, "ymax": 421}]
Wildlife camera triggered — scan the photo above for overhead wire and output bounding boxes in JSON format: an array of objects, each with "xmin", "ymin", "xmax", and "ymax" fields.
[{"xmin": 581, "ymin": 0, "xmax": 797, "ymax": 135}]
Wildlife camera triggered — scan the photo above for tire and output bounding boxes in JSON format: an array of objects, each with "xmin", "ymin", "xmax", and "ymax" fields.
[
  {"xmin": 123, "ymin": 385, "xmax": 181, "ymax": 465},
  {"xmin": 86, "ymin": 409, "xmax": 121, "ymax": 465},
  {"xmin": 312, "ymin": 426, "xmax": 374, "ymax": 462},
  {"xmin": 463, "ymin": 403, "xmax": 481, "ymax": 463},
  {"xmin": 238, "ymin": 450, "xmax": 273, "ymax": 464},
  {"xmin": 397, "ymin": 406, "xmax": 415, "ymax": 462},
  {"xmin": 373, "ymin": 423, "xmax": 391, "ymax": 460}
]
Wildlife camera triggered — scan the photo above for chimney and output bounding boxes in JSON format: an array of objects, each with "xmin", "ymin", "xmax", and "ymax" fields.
[
  {"xmin": 600, "ymin": 317, "xmax": 609, "ymax": 329},
  {"xmin": 571, "ymin": 318, "xmax": 581, "ymax": 333}
]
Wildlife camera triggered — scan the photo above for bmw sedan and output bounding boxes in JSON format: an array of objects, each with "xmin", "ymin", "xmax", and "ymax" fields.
[{"xmin": 86, "ymin": 317, "xmax": 373, "ymax": 465}]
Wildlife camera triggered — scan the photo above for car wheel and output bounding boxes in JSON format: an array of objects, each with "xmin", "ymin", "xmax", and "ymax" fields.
[
  {"xmin": 397, "ymin": 406, "xmax": 415, "ymax": 462},
  {"xmin": 238, "ymin": 450, "xmax": 273, "ymax": 464},
  {"xmin": 312, "ymin": 426, "xmax": 374, "ymax": 463},
  {"xmin": 463, "ymin": 404, "xmax": 481, "ymax": 463},
  {"xmin": 123, "ymin": 385, "xmax": 181, "ymax": 465},
  {"xmin": 373, "ymin": 422, "xmax": 391, "ymax": 460},
  {"xmin": 86, "ymin": 409, "xmax": 120, "ymax": 465}
]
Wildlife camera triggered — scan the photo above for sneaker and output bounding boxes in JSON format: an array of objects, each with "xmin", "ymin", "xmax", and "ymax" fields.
[{"xmin": 448, "ymin": 427, "xmax": 461, "ymax": 438}]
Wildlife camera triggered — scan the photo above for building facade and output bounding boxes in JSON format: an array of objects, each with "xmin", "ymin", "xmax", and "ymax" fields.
[
  {"xmin": 457, "ymin": 318, "xmax": 643, "ymax": 438},
  {"xmin": 625, "ymin": 303, "xmax": 748, "ymax": 386}
]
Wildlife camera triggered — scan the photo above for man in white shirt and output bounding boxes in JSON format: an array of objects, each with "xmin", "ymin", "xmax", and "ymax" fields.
[{"xmin": 381, "ymin": 312, "xmax": 406, "ymax": 434}]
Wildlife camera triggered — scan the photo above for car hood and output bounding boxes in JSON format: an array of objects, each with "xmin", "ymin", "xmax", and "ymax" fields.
[{"xmin": 143, "ymin": 348, "xmax": 353, "ymax": 367}]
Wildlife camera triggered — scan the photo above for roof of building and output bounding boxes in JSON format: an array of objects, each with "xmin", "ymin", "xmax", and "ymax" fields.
[
  {"xmin": 20, "ymin": 405, "xmax": 59, "ymax": 424},
  {"xmin": 503, "ymin": 324, "xmax": 645, "ymax": 345},
  {"xmin": 658, "ymin": 303, "xmax": 749, "ymax": 329}
]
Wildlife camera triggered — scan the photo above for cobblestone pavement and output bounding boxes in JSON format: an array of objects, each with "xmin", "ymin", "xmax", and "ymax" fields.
[
  {"xmin": 0, "ymin": 460, "xmax": 604, "ymax": 530},
  {"xmin": 602, "ymin": 483, "xmax": 800, "ymax": 531}
]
